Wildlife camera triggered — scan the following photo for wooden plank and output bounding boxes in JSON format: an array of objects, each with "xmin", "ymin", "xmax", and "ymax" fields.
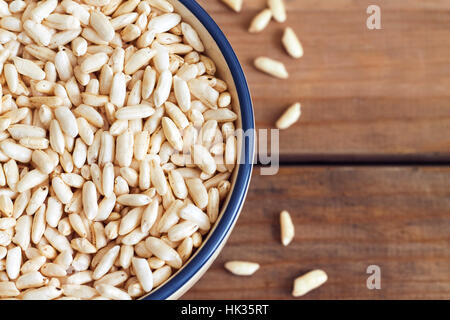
[
  {"xmin": 182, "ymin": 166, "xmax": 450, "ymax": 299},
  {"xmin": 197, "ymin": 0, "xmax": 450, "ymax": 161}
]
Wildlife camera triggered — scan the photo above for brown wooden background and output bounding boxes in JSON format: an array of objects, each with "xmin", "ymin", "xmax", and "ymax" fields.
[{"xmin": 183, "ymin": 0, "xmax": 450, "ymax": 299}]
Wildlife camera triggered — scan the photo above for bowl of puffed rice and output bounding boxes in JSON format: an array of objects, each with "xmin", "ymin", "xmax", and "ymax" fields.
[{"xmin": 0, "ymin": 0, "xmax": 253, "ymax": 300}]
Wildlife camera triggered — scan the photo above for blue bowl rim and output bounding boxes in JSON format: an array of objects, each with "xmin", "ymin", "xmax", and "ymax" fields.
[{"xmin": 144, "ymin": 0, "xmax": 255, "ymax": 300}]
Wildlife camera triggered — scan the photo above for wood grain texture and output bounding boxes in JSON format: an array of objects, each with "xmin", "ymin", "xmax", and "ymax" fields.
[
  {"xmin": 178, "ymin": 0, "xmax": 450, "ymax": 301},
  {"xmin": 183, "ymin": 166, "xmax": 450, "ymax": 299},
  {"xmin": 197, "ymin": 0, "xmax": 450, "ymax": 161}
]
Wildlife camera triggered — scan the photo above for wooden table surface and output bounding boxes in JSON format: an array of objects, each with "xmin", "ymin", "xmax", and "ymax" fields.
[{"xmin": 183, "ymin": 0, "xmax": 450, "ymax": 299}]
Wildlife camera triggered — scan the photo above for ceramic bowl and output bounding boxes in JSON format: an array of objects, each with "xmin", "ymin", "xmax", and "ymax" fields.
[{"xmin": 142, "ymin": 0, "xmax": 254, "ymax": 300}]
